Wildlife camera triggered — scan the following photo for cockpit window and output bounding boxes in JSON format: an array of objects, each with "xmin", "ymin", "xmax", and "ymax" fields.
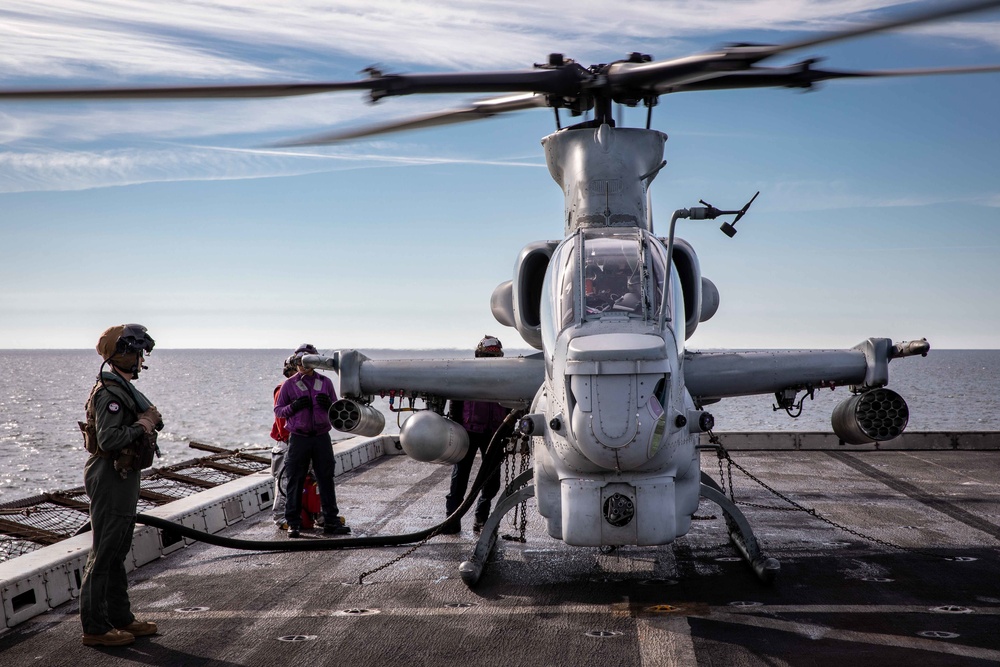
[
  {"xmin": 540, "ymin": 236, "xmax": 581, "ymax": 357},
  {"xmin": 540, "ymin": 229, "xmax": 671, "ymax": 354},
  {"xmin": 582, "ymin": 230, "xmax": 665, "ymax": 320}
]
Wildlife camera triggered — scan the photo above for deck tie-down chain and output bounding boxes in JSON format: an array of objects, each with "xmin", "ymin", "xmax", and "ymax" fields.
[
  {"xmin": 708, "ymin": 431, "xmax": 953, "ymax": 561},
  {"xmin": 502, "ymin": 433, "xmax": 532, "ymax": 543},
  {"xmin": 357, "ymin": 525, "xmax": 441, "ymax": 585}
]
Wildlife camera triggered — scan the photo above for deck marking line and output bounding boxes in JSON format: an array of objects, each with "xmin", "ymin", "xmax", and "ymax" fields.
[
  {"xmin": 722, "ymin": 604, "xmax": 1000, "ymax": 615},
  {"xmin": 827, "ymin": 451, "xmax": 1000, "ymax": 542},
  {"xmin": 141, "ymin": 602, "xmax": 1000, "ymax": 622},
  {"xmin": 710, "ymin": 611, "xmax": 1000, "ymax": 660},
  {"xmin": 637, "ymin": 616, "xmax": 697, "ymax": 666}
]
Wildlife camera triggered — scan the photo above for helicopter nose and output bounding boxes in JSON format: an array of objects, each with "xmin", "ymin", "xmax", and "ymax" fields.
[
  {"xmin": 580, "ymin": 373, "xmax": 638, "ymax": 448},
  {"xmin": 566, "ymin": 333, "xmax": 670, "ymax": 469}
]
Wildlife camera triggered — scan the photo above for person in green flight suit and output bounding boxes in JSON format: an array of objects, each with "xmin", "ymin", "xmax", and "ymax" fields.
[{"xmin": 79, "ymin": 324, "xmax": 162, "ymax": 648}]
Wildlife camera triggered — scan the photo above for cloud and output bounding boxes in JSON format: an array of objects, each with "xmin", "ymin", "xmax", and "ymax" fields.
[
  {"xmin": 1, "ymin": 1, "xmax": 997, "ymax": 192},
  {"xmin": 0, "ymin": 95, "xmax": 395, "ymax": 143},
  {"xmin": 205, "ymin": 143, "xmax": 544, "ymax": 167},
  {"xmin": 0, "ymin": 147, "xmax": 287, "ymax": 192},
  {"xmin": 756, "ymin": 179, "xmax": 1000, "ymax": 212},
  {"xmin": 909, "ymin": 20, "xmax": 1000, "ymax": 50},
  {"xmin": 0, "ymin": 10, "xmax": 275, "ymax": 80},
  {"xmin": 0, "ymin": 143, "xmax": 544, "ymax": 193},
  {"xmin": 1, "ymin": 1, "xmax": 996, "ymax": 78}
]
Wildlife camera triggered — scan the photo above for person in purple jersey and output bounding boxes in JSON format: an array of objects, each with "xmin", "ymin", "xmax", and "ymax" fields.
[
  {"xmin": 442, "ymin": 335, "xmax": 512, "ymax": 534},
  {"xmin": 273, "ymin": 343, "xmax": 350, "ymax": 538}
]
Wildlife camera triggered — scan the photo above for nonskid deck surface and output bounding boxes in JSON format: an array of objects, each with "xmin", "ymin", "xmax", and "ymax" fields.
[{"xmin": 2, "ymin": 450, "xmax": 1000, "ymax": 666}]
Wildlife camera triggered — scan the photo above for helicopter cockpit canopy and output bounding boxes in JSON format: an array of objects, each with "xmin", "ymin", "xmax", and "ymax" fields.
[{"xmin": 540, "ymin": 228, "xmax": 684, "ymax": 354}]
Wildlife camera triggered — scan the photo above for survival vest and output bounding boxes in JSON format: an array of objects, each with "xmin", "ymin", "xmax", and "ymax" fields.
[{"xmin": 79, "ymin": 378, "xmax": 159, "ymax": 472}]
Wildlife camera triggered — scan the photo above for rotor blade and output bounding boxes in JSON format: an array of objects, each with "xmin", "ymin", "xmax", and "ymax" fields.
[
  {"xmin": 761, "ymin": 0, "xmax": 1000, "ymax": 59},
  {"xmin": 353, "ymin": 68, "xmax": 586, "ymax": 100},
  {"xmin": 0, "ymin": 68, "xmax": 584, "ymax": 102},
  {"xmin": 817, "ymin": 64, "xmax": 1000, "ymax": 78},
  {"xmin": 270, "ymin": 93, "xmax": 549, "ymax": 146},
  {"xmin": 608, "ymin": 0, "xmax": 1000, "ymax": 95},
  {"xmin": 0, "ymin": 81, "xmax": 375, "ymax": 101},
  {"xmin": 659, "ymin": 63, "xmax": 1000, "ymax": 94}
]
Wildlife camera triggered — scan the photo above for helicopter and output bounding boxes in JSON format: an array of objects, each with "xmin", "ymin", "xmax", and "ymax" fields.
[{"xmin": 2, "ymin": 1, "xmax": 998, "ymax": 586}]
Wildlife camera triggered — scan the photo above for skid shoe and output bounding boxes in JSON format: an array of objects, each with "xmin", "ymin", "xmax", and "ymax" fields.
[
  {"xmin": 700, "ymin": 473, "xmax": 780, "ymax": 583},
  {"xmin": 459, "ymin": 470, "xmax": 534, "ymax": 588}
]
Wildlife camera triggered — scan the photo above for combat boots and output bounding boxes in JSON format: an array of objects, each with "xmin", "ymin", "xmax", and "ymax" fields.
[
  {"xmin": 117, "ymin": 620, "xmax": 158, "ymax": 636},
  {"xmin": 81, "ymin": 628, "xmax": 134, "ymax": 647}
]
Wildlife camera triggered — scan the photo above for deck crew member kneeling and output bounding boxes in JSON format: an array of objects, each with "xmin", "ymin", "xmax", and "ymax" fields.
[
  {"xmin": 274, "ymin": 343, "xmax": 351, "ymax": 539},
  {"xmin": 78, "ymin": 324, "xmax": 162, "ymax": 648}
]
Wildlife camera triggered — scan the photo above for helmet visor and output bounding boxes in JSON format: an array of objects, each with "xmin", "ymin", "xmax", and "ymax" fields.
[{"xmin": 119, "ymin": 324, "xmax": 155, "ymax": 354}]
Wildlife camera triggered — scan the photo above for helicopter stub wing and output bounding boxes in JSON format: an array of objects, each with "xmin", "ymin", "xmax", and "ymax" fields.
[
  {"xmin": 684, "ymin": 337, "xmax": 929, "ymax": 402},
  {"xmin": 303, "ymin": 351, "xmax": 544, "ymax": 405},
  {"xmin": 305, "ymin": 337, "xmax": 929, "ymax": 406}
]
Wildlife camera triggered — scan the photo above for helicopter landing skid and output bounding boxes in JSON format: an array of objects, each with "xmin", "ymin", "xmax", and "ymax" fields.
[
  {"xmin": 459, "ymin": 482, "xmax": 535, "ymax": 588},
  {"xmin": 700, "ymin": 473, "xmax": 780, "ymax": 583}
]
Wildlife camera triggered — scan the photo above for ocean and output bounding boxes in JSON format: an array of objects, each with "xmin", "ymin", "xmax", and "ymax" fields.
[{"xmin": 1, "ymin": 348, "xmax": 998, "ymax": 503}]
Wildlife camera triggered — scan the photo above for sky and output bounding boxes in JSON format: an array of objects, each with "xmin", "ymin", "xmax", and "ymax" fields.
[{"xmin": 0, "ymin": 1, "xmax": 998, "ymax": 351}]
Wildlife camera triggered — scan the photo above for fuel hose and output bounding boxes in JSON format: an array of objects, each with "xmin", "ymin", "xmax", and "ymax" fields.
[{"xmin": 134, "ymin": 411, "xmax": 521, "ymax": 552}]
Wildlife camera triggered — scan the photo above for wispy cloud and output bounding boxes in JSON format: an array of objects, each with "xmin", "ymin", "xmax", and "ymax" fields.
[
  {"xmin": 0, "ymin": 13, "xmax": 275, "ymax": 81},
  {"xmin": 0, "ymin": 94, "xmax": 416, "ymax": 143},
  {"xmin": 204, "ymin": 143, "xmax": 544, "ymax": 167},
  {"xmin": 753, "ymin": 179, "xmax": 1000, "ymax": 211},
  {"xmin": 2, "ymin": 1, "xmax": 996, "ymax": 78},
  {"xmin": 1, "ymin": 1, "xmax": 997, "ymax": 192},
  {"xmin": 0, "ymin": 143, "xmax": 544, "ymax": 193},
  {"xmin": 663, "ymin": 174, "xmax": 1000, "ymax": 212},
  {"xmin": 0, "ymin": 146, "xmax": 296, "ymax": 192},
  {"xmin": 909, "ymin": 20, "xmax": 1000, "ymax": 50}
]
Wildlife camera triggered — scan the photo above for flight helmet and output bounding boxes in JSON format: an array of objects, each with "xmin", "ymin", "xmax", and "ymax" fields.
[
  {"xmin": 97, "ymin": 323, "xmax": 155, "ymax": 376},
  {"xmin": 475, "ymin": 335, "xmax": 503, "ymax": 358}
]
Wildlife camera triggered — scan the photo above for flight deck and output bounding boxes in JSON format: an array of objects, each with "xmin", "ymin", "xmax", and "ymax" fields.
[{"xmin": 2, "ymin": 445, "xmax": 1000, "ymax": 666}]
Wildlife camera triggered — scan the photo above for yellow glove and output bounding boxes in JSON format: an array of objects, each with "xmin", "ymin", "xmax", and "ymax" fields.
[{"xmin": 136, "ymin": 406, "xmax": 162, "ymax": 434}]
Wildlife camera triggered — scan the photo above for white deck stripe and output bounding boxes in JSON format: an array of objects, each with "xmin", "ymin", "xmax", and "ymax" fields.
[{"xmin": 710, "ymin": 611, "xmax": 1000, "ymax": 661}]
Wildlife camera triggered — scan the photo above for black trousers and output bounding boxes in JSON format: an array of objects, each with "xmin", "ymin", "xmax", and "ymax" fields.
[
  {"xmin": 284, "ymin": 432, "xmax": 339, "ymax": 528},
  {"xmin": 445, "ymin": 430, "xmax": 500, "ymax": 523}
]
